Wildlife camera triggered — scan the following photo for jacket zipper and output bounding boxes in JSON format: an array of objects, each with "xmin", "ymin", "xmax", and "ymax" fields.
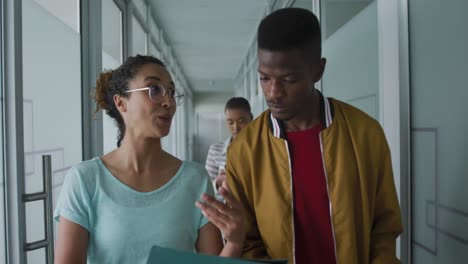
[
  {"xmin": 284, "ymin": 140, "xmax": 296, "ymax": 264},
  {"xmin": 319, "ymin": 132, "xmax": 339, "ymax": 264}
]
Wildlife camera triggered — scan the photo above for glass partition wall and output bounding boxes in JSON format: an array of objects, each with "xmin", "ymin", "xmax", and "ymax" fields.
[
  {"xmin": 409, "ymin": 1, "xmax": 468, "ymax": 263},
  {"xmin": 22, "ymin": 0, "xmax": 83, "ymax": 263}
]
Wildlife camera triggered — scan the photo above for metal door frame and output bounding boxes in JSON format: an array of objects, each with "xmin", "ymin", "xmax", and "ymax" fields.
[{"xmin": 3, "ymin": 0, "xmax": 27, "ymax": 263}]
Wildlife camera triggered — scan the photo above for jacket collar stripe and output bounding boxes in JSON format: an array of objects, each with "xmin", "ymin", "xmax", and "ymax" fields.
[
  {"xmin": 324, "ymin": 96, "xmax": 332, "ymax": 127},
  {"xmin": 275, "ymin": 120, "xmax": 280, "ymax": 138},
  {"xmin": 274, "ymin": 115, "xmax": 281, "ymax": 137},
  {"xmin": 270, "ymin": 114, "xmax": 279, "ymax": 137}
]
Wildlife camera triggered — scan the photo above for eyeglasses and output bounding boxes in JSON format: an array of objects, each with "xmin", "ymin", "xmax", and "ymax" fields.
[{"xmin": 125, "ymin": 85, "xmax": 184, "ymax": 106}]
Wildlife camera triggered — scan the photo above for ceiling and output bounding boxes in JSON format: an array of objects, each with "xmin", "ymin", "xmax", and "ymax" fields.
[{"xmin": 148, "ymin": 0, "xmax": 270, "ymax": 93}]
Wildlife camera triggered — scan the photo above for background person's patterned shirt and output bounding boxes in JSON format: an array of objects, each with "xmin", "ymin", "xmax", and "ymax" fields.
[{"xmin": 205, "ymin": 137, "xmax": 231, "ymax": 200}]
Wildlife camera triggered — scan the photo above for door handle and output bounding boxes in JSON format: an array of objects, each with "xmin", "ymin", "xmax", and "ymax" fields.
[{"xmin": 22, "ymin": 155, "xmax": 54, "ymax": 263}]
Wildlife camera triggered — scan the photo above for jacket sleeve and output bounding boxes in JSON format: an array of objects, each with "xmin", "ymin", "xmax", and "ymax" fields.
[
  {"xmin": 226, "ymin": 156, "xmax": 270, "ymax": 260},
  {"xmin": 370, "ymin": 136, "xmax": 404, "ymax": 264}
]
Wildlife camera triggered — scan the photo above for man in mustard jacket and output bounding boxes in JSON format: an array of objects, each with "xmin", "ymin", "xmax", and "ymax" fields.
[{"xmin": 225, "ymin": 8, "xmax": 403, "ymax": 264}]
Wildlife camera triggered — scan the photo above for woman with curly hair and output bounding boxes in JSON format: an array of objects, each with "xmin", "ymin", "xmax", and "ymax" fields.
[{"xmin": 54, "ymin": 55, "xmax": 245, "ymax": 264}]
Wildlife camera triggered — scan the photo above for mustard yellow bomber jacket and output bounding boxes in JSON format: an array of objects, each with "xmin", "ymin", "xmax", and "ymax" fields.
[{"xmin": 226, "ymin": 94, "xmax": 403, "ymax": 264}]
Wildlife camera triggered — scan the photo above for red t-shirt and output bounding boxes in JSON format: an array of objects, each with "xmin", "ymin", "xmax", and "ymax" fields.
[{"xmin": 286, "ymin": 124, "xmax": 336, "ymax": 264}]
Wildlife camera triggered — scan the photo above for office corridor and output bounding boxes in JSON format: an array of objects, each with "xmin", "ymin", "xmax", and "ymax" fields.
[{"xmin": 1, "ymin": 0, "xmax": 467, "ymax": 263}]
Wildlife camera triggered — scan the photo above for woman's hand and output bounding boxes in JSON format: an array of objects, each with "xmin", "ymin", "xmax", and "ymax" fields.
[{"xmin": 196, "ymin": 180, "xmax": 246, "ymax": 250}]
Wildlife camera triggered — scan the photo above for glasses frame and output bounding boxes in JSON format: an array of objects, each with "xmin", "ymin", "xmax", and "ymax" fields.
[{"xmin": 125, "ymin": 85, "xmax": 184, "ymax": 106}]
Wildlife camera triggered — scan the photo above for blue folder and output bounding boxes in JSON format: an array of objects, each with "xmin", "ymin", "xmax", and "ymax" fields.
[{"xmin": 146, "ymin": 245, "xmax": 288, "ymax": 264}]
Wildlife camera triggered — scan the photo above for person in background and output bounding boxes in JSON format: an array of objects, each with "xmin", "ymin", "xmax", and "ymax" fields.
[
  {"xmin": 205, "ymin": 97, "xmax": 253, "ymax": 199},
  {"xmin": 226, "ymin": 8, "xmax": 403, "ymax": 264},
  {"xmin": 54, "ymin": 55, "xmax": 246, "ymax": 264}
]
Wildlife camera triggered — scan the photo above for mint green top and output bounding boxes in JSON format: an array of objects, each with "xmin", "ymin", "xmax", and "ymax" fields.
[{"xmin": 54, "ymin": 158, "xmax": 213, "ymax": 264}]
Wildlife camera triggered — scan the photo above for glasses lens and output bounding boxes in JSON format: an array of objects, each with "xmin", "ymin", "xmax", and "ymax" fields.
[
  {"xmin": 174, "ymin": 90, "xmax": 184, "ymax": 106},
  {"xmin": 149, "ymin": 85, "xmax": 164, "ymax": 102}
]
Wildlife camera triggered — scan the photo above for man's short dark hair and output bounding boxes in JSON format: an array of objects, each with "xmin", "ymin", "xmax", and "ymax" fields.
[
  {"xmin": 225, "ymin": 97, "xmax": 251, "ymax": 113},
  {"xmin": 257, "ymin": 8, "xmax": 321, "ymax": 59}
]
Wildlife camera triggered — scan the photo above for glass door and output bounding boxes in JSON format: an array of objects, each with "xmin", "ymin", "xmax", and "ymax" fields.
[
  {"xmin": 409, "ymin": 1, "xmax": 468, "ymax": 263},
  {"xmin": 22, "ymin": 0, "xmax": 83, "ymax": 263}
]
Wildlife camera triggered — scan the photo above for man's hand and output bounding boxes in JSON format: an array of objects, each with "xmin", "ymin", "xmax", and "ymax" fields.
[{"xmin": 196, "ymin": 180, "xmax": 246, "ymax": 248}]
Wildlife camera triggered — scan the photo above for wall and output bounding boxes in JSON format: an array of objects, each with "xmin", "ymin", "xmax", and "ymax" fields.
[
  {"xmin": 192, "ymin": 92, "xmax": 232, "ymax": 164},
  {"xmin": 409, "ymin": 1, "xmax": 468, "ymax": 263},
  {"xmin": 33, "ymin": 0, "xmax": 80, "ymax": 32},
  {"xmin": 102, "ymin": 0, "xmax": 123, "ymax": 154},
  {"xmin": 101, "ymin": 52, "xmax": 121, "ymax": 154},
  {"xmin": 320, "ymin": 1, "xmax": 371, "ymax": 38},
  {"xmin": 321, "ymin": 1, "xmax": 379, "ymax": 120}
]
